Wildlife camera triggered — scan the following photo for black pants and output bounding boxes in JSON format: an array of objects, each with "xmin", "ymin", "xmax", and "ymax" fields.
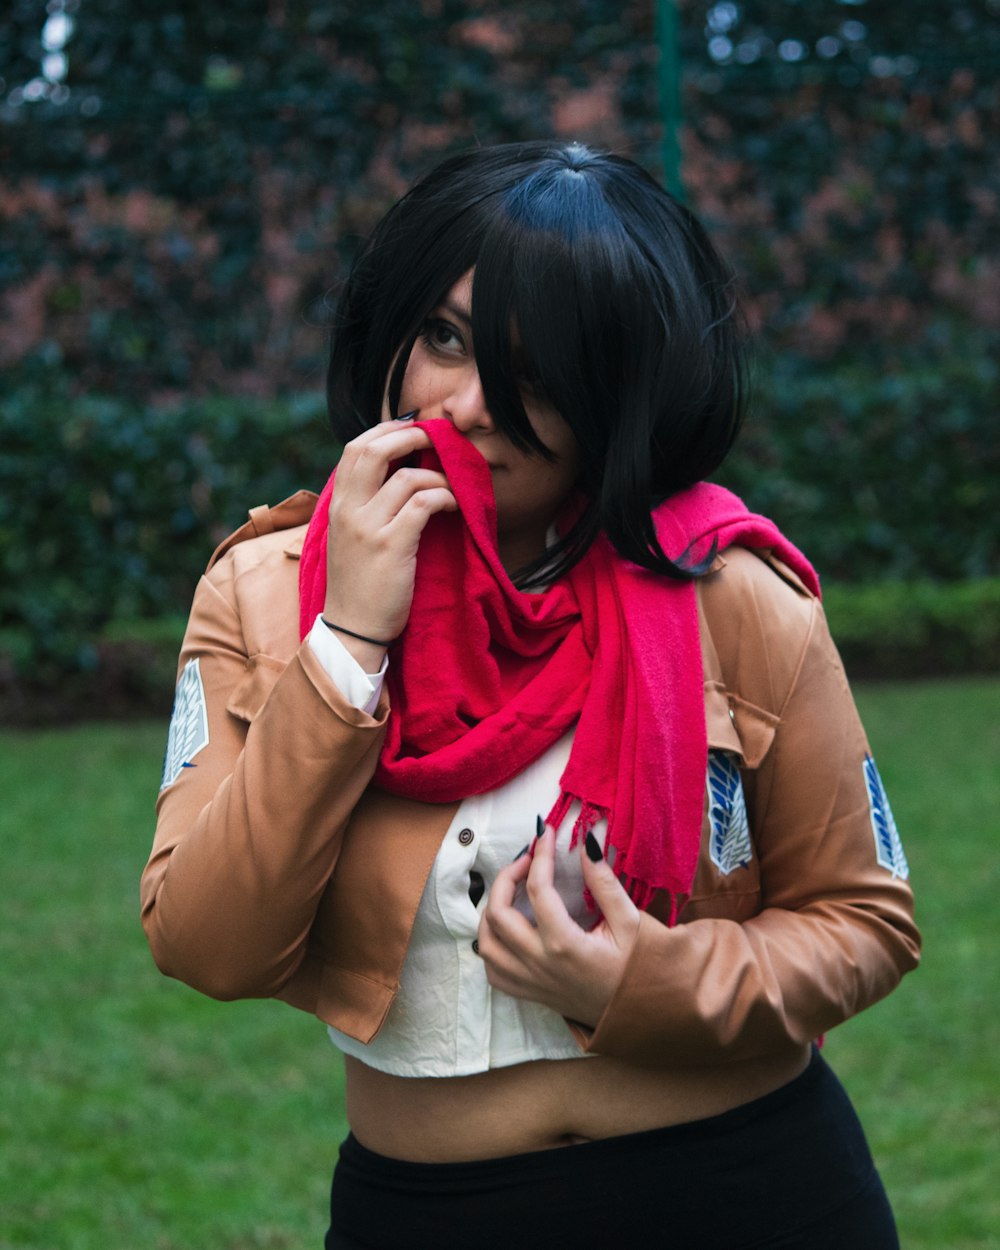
[{"xmin": 325, "ymin": 1051, "xmax": 899, "ymax": 1249}]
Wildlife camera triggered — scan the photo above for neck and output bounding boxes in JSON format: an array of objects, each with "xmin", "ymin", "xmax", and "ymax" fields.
[{"xmin": 498, "ymin": 529, "xmax": 549, "ymax": 580}]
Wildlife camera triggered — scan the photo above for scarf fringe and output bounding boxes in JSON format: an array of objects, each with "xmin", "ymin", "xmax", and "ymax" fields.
[
  {"xmin": 546, "ymin": 792, "xmax": 610, "ymax": 849},
  {"xmin": 545, "ymin": 792, "xmax": 684, "ymax": 923},
  {"xmin": 545, "ymin": 791, "xmax": 575, "ymax": 839}
]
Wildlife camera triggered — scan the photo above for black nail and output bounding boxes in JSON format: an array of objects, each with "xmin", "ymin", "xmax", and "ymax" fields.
[
  {"xmin": 394, "ymin": 409, "xmax": 419, "ymax": 421},
  {"xmin": 536, "ymin": 815, "xmax": 545, "ymax": 839},
  {"xmin": 513, "ymin": 844, "xmax": 529, "ymax": 861},
  {"xmin": 585, "ymin": 831, "xmax": 603, "ymax": 863}
]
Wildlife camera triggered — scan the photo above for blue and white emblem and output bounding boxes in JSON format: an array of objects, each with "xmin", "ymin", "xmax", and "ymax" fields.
[
  {"xmin": 160, "ymin": 658, "xmax": 210, "ymax": 790},
  {"xmin": 707, "ymin": 751, "xmax": 752, "ymax": 875},
  {"xmin": 864, "ymin": 753, "xmax": 909, "ymax": 878}
]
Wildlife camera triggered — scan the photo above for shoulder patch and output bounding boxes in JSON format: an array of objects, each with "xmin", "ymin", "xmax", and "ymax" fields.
[
  {"xmin": 707, "ymin": 752, "xmax": 752, "ymax": 875},
  {"xmin": 864, "ymin": 753, "xmax": 909, "ymax": 879},
  {"xmin": 160, "ymin": 658, "xmax": 210, "ymax": 790}
]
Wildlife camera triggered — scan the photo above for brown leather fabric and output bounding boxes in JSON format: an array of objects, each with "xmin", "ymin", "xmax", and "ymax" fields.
[{"xmin": 142, "ymin": 494, "xmax": 920, "ymax": 1065}]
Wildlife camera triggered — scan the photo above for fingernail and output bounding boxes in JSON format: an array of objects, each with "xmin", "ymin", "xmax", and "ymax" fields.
[
  {"xmin": 394, "ymin": 409, "xmax": 419, "ymax": 421},
  {"xmin": 513, "ymin": 844, "xmax": 529, "ymax": 861},
  {"xmin": 536, "ymin": 815, "xmax": 545, "ymax": 839},
  {"xmin": 585, "ymin": 831, "xmax": 603, "ymax": 863}
]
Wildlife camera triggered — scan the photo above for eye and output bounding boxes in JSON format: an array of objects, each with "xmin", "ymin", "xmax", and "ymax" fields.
[
  {"xmin": 419, "ymin": 317, "xmax": 467, "ymax": 356},
  {"xmin": 512, "ymin": 358, "xmax": 548, "ymax": 401}
]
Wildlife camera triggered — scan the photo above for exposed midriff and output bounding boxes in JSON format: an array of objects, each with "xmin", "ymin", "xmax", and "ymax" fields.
[{"xmin": 342, "ymin": 1043, "xmax": 812, "ymax": 1163}]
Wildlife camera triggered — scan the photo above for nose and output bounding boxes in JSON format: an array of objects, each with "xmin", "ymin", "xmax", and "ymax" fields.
[{"xmin": 440, "ymin": 366, "xmax": 495, "ymax": 435}]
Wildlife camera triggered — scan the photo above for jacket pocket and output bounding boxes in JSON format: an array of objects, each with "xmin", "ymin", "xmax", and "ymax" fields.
[
  {"xmin": 682, "ymin": 683, "xmax": 780, "ymax": 917},
  {"xmin": 225, "ymin": 654, "xmax": 287, "ymax": 723}
]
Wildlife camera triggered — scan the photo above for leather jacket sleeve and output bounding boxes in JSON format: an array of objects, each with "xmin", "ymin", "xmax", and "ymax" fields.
[
  {"xmin": 140, "ymin": 535, "xmax": 390, "ymax": 1000},
  {"xmin": 583, "ymin": 567, "xmax": 921, "ymax": 1067}
]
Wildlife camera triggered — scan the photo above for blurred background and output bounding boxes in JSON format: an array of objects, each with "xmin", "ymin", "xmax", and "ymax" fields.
[
  {"xmin": 1, "ymin": 7, "xmax": 998, "ymax": 1249},
  {"xmin": 1, "ymin": 0, "xmax": 998, "ymax": 718}
]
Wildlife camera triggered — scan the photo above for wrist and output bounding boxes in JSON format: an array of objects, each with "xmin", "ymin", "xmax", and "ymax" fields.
[
  {"xmin": 320, "ymin": 617, "xmax": 390, "ymax": 671},
  {"xmin": 320, "ymin": 617, "xmax": 395, "ymax": 648}
]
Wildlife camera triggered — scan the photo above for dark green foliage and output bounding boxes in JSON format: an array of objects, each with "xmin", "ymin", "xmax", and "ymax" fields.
[
  {"xmin": 677, "ymin": 5, "xmax": 1000, "ymax": 369},
  {"xmin": 0, "ymin": 1, "xmax": 657, "ymax": 397},
  {"xmin": 4, "ymin": 2, "xmax": 997, "ymax": 396},
  {"xmin": 2, "ymin": 2, "xmax": 998, "ymax": 703},
  {"xmin": 718, "ymin": 331, "xmax": 1000, "ymax": 582},
  {"xmin": 823, "ymin": 578, "xmax": 1000, "ymax": 680},
  {"xmin": 0, "ymin": 373, "xmax": 334, "ymax": 687},
  {"xmin": 1, "ymin": 362, "xmax": 996, "ymax": 715}
]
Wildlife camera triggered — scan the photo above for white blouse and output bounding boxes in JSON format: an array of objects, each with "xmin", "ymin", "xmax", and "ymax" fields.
[{"xmin": 307, "ymin": 615, "xmax": 600, "ymax": 1077}]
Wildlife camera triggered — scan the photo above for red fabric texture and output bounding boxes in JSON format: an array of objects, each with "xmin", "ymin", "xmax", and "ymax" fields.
[{"xmin": 298, "ymin": 420, "xmax": 819, "ymax": 907}]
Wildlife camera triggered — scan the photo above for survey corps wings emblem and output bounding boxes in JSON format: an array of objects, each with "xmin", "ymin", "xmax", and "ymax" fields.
[
  {"xmin": 160, "ymin": 658, "xmax": 210, "ymax": 790},
  {"xmin": 864, "ymin": 753, "xmax": 909, "ymax": 879},
  {"xmin": 707, "ymin": 751, "xmax": 752, "ymax": 876}
]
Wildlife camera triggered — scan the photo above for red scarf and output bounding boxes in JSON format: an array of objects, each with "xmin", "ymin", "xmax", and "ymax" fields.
[{"xmin": 299, "ymin": 420, "xmax": 819, "ymax": 910}]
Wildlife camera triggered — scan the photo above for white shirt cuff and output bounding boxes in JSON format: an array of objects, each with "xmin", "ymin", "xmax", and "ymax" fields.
[{"xmin": 306, "ymin": 614, "xmax": 387, "ymax": 716}]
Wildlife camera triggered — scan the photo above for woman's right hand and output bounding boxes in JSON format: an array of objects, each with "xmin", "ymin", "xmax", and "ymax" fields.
[{"xmin": 321, "ymin": 420, "xmax": 457, "ymax": 667}]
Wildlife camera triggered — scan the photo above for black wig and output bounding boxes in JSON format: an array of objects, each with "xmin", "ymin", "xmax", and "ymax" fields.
[{"xmin": 326, "ymin": 141, "xmax": 746, "ymax": 584}]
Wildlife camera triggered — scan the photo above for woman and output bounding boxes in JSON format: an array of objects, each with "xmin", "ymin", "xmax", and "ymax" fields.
[{"xmin": 143, "ymin": 142, "xmax": 920, "ymax": 1248}]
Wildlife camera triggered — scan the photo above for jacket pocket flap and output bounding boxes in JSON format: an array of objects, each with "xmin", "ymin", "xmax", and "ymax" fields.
[
  {"xmin": 226, "ymin": 654, "xmax": 287, "ymax": 723},
  {"xmin": 704, "ymin": 682, "xmax": 779, "ymax": 769},
  {"xmin": 705, "ymin": 681, "xmax": 744, "ymax": 760},
  {"xmin": 730, "ymin": 696, "xmax": 779, "ymax": 769}
]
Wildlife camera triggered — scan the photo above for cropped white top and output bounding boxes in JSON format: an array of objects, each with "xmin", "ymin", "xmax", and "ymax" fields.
[{"xmin": 307, "ymin": 616, "xmax": 599, "ymax": 1077}]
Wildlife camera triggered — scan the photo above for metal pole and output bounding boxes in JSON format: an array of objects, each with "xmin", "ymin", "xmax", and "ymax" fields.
[{"xmin": 657, "ymin": 0, "xmax": 684, "ymax": 201}]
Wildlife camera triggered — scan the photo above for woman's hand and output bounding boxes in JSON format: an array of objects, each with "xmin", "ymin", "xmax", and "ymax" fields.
[
  {"xmin": 323, "ymin": 421, "xmax": 457, "ymax": 666},
  {"xmin": 477, "ymin": 824, "xmax": 642, "ymax": 1028}
]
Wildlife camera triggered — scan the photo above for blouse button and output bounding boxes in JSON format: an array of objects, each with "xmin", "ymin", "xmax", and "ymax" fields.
[
  {"xmin": 458, "ymin": 828, "xmax": 475, "ymax": 846},
  {"xmin": 472, "ymin": 939, "xmax": 480, "ymax": 955}
]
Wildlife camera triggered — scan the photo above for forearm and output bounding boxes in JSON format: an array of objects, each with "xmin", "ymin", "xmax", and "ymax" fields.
[{"xmin": 585, "ymin": 888, "xmax": 919, "ymax": 1066}]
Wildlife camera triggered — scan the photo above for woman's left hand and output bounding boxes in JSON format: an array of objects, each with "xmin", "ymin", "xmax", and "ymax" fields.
[{"xmin": 477, "ymin": 824, "xmax": 642, "ymax": 1028}]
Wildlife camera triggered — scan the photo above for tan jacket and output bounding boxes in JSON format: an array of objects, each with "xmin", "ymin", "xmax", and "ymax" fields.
[{"xmin": 142, "ymin": 492, "xmax": 920, "ymax": 1068}]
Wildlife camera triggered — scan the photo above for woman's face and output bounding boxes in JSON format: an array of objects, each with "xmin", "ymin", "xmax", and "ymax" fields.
[{"xmin": 387, "ymin": 271, "xmax": 582, "ymax": 573}]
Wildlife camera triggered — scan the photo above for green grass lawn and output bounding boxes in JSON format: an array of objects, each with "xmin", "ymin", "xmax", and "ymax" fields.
[{"xmin": 1, "ymin": 678, "xmax": 997, "ymax": 1249}]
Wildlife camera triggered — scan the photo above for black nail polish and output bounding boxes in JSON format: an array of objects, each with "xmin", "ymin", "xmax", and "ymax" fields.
[
  {"xmin": 536, "ymin": 815, "xmax": 545, "ymax": 839},
  {"xmin": 585, "ymin": 831, "xmax": 603, "ymax": 863},
  {"xmin": 513, "ymin": 844, "xmax": 529, "ymax": 861},
  {"xmin": 394, "ymin": 409, "xmax": 419, "ymax": 421}
]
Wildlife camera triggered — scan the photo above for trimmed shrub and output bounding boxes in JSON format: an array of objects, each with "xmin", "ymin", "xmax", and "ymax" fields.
[
  {"xmin": 718, "ymin": 335, "xmax": 999, "ymax": 583},
  {"xmin": 0, "ymin": 375, "xmax": 334, "ymax": 684},
  {"xmin": 823, "ymin": 579, "xmax": 1000, "ymax": 680},
  {"xmin": 2, "ymin": 344, "xmax": 997, "ymax": 691}
]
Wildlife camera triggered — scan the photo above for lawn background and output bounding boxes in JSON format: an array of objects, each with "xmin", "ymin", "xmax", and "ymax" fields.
[{"xmin": 1, "ymin": 677, "xmax": 997, "ymax": 1249}]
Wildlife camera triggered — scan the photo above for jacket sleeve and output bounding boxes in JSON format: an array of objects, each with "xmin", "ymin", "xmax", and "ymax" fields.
[
  {"xmin": 140, "ymin": 550, "xmax": 389, "ymax": 1001},
  {"xmin": 584, "ymin": 582, "xmax": 921, "ymax": 1067}
]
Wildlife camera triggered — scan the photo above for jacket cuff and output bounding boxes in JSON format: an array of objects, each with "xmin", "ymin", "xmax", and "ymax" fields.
[
  {"xmin": 581, "ymin": 911, "xmax": 676, "ymax": 1065},
  {"xmin": 297, "ymin": 639, "xmax": 391, "ymax": 728},
  {"xmin": 306, "ymin": 613, "xmax": 388, "ymax": 716}
]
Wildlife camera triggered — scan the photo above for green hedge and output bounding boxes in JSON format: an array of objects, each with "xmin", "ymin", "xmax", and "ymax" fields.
[
  {"xmin": 716, "ymin": 334, "xmax": 999, "ymax": 583},
  {"xmin": 4, "ymin": 579, "xmax": 997, "ymax": 727},
  {"xmin": 823, "ymin": 579, "xmax": 1000, "ymax": 680},
  {"xmin": 0, "ymin": 375, "xmax": 334, "ymax": 684},
  {"xmin": 4, "ymin": 3, "xmax": 998, "ymax": 400},
  {"xmin": 1, "ymin": 343, "xmax": 997, "ymax": 709}
]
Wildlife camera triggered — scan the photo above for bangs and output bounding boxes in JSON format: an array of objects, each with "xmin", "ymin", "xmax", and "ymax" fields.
[
  {"xmin": 470, "ymin": 167, "xmax": 653, "ymax": 469},
  {"xmin": 379, "ymin": 221, "xmax": 487, "ymax": 425}
]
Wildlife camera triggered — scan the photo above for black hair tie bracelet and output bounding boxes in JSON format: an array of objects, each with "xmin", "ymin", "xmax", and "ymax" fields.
[{"xmin": 321, "ymin": 619, "xmax": 397, "ymax": 648}]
